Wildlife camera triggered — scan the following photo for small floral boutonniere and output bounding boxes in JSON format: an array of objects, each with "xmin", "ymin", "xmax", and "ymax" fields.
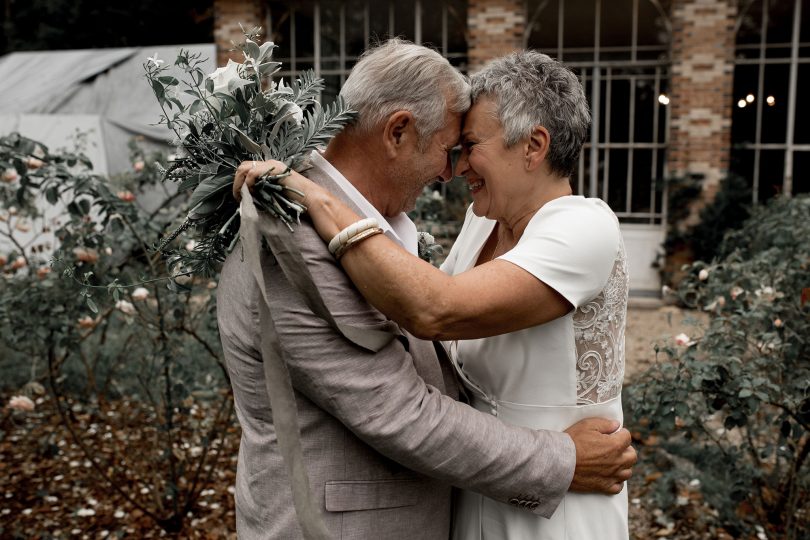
[{"xmin": 417, "ymin": 231, "xmax": 443, "ymax": 266}]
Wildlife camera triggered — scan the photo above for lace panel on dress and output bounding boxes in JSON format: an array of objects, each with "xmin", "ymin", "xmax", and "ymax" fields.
[{"xmin": 573, "ymin": 240, "xmax": 629, "ymax": 405}]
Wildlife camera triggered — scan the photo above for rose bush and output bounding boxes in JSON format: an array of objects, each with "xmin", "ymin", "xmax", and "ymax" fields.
[
  {"xmin": 627, "ymin": 195, "xmax": 810, "ymax": 539},
  {"xmin": 0, "ymin": 133, "xmax": 232, "ymax": 534}
]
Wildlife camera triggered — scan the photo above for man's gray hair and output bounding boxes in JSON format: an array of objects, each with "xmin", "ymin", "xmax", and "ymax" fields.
[
  {"xmin": 341, "ymin": 39, "xmax": 470, "ymax": 145},
  {"xmin": 470, "ymin": 50, "xmax": 590, "ymax": 178}
]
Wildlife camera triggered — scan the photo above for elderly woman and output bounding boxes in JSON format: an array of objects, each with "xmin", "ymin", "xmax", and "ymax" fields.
[{"xmin": 241, "ymin": 51, "xmax": 629, "ymax": 539}]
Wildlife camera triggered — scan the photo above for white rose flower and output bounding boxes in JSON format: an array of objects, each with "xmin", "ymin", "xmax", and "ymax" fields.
[
  {"xmin": 288, "ymin": 102, "xmax": 304, "ymax": 125},
  {"xmin": 131, "ymin": 287, "xmax": 149, "ymax": 301},
  {"xmin": 115, "ymin": 300, "xmax": 136, "ymax": 315},
  {"xmin": 698, "ymin": 269, "xmax": 709, "ymax": 281},
  {"xmin": 674, "ymin": 333, "xmax": 693, "ymax": 346},
  {"xmin": 208, "ymin": 60, "xmax": 242, "ymax": 95}
]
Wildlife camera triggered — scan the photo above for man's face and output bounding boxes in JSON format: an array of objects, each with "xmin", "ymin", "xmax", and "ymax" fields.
[{"xmin": 389, "ymin": 111, "xmax": 462, "ymax": 215}]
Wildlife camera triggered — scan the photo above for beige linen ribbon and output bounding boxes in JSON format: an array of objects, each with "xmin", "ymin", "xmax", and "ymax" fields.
[{"xmin": 239, "ymin": 185, "xmax": 395, "ymax": 539}]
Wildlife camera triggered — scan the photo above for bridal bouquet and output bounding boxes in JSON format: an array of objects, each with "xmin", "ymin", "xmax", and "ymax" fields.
[{"xmin": 144, "ymin": 27, "xmax": 356, "ymax": 276}]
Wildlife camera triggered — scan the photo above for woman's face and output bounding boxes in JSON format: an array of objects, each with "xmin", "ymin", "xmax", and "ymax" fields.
[{"xmin": 455, "ymin": 98, "xmax": 527, "ymax": 220}]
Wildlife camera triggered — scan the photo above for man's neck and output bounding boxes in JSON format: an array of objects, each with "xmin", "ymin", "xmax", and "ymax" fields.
[{"xmin": 322, "ymin": 132, "xmax": 392, "ymax": 216}]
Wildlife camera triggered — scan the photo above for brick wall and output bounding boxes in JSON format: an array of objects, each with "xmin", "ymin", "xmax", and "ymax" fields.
[
  {"xmin": 668, "ymin": 0, "xmax": 737, "ymax": 226},
  {"xmin": 213, "ymin": 0, "xmax": 265, "ymax": 66},
  {"xmin": 467, "ymin": 0, "xmax": 525, "ymax": 73}
]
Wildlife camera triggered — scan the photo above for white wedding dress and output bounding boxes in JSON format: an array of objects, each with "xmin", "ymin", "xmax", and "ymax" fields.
[{"xmin": 442, "ymin": 196, "xmax": 630, "ymax": 540}]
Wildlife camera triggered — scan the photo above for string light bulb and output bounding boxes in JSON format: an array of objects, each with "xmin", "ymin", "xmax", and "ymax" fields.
[
  {"xmin": 658, "ymin": 94, "xmax": 670, "ymax": 105},
  {"xmin": 766, "ymin": 96, "xmax": 776, "ymax": 106},
  {"xmin": 737, "ymin": 99, "xmax": 747, "ymax": 108},
  {"xmin": 746, "ymin": 94, "xmax": 755, "ymax": 103}
]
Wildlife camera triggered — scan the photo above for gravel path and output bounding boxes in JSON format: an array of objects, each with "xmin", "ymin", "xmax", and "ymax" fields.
[{"xmin": 624, "ymin": 304, "xmax": 708, "ymax": 380}]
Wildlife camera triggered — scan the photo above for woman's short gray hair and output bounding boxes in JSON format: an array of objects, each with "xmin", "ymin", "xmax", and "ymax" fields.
[
  {"xmin": 340, "ymin": 39, "xmax": 470, "ymax": 146},
  {"xmin": 470, "ymin": 50, "xmax": 590, "ymax": 178}
]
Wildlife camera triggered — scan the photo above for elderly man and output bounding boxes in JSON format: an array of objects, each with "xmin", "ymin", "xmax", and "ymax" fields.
[{"xmin": 218, "ymin": 39, "xmax": 634, "ymax": 539}]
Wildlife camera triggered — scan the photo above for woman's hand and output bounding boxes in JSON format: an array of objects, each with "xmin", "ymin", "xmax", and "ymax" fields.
[
  {"xmin": 232, "ymin": 159, "xmax": 342, "ymax": 241},
  {"xmin": 233, "ymin": 159, "xmax": 286, "ymax": 200}
]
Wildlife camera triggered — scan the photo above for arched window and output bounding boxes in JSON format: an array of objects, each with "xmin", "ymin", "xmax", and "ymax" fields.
[{"xmin": 731, "ymin": 0, "xmax": 810, "ymax": 201}]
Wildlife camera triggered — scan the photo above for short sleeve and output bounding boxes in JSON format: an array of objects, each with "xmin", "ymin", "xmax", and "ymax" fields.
[
  {"xmin": 440, "ymin": 204, "xmax": 476, "ymax": 276},
  {"xmin": 498, "ymin": 197, "xmax": 620, "ymax": 308}
]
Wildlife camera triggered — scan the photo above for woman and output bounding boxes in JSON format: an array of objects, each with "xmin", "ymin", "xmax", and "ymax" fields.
[{"xmin": 240, "ymin": 50, "xmax": 628, "ymax": 539}]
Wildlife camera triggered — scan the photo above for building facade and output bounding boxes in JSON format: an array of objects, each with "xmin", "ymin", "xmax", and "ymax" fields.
[{"xmin": 213, "ymin": 0, "xmax": 809, "ymax": 293}]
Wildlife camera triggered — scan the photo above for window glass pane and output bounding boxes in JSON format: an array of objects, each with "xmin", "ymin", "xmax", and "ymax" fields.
[
  {"xmin": 320, "ymin": 74, "xmax": 342, "ymax": 106},
  {"xmin": 606, "ymin": 148, "xmax": 628, "ymax": 211},
  {"xmin": 731, "ymin": 64, "xmax": 758, "ymax": 145},
  {"xmin": 795, "ymin": 65, "xmax": 810, "ymax": 144},
  {"xmin": 368, "ymin": 0, "xmax": 392, "ymax": 42},
  {"xmin": 268, "ymin": 2, "xmax": 293, "ymax": 60},
  {"xmin": 346, "ymin": 0, "xmax": 368, "ymax": 56},
  {"xmin": 634, "ymin": 77, "xmax": 655, "ymax": 143},
  {"xmin": 729, "ymin": 147, "xmax": 755, "ymax": 195},
  {"xmin": 562, "ymin": 0, "xmax": 596, "ymax": 51},
  {"xmin": 600, "ymin": 0, "xmax": 633, "ymax": 51},
  {"xmin": 394, "ymin": 0, "xmax": 416, "ymax": 41},
  {"xmin": 760, "ymin": 64, "xmax": 789, "ymax": 144},
  {"xmin": 736, "ymin": 0, "xmax": 765, "ymax": 49},
  {"xmin": 320, "ymin": 0, "xmax": 343, "ymax": 63},
  {"xmin": 765, "ymin": 0, "xmax": 796, "ymax": 45},
  {"xmin": 446, "ymin": 0, "xmax": 468, "ymax": 62},
  {"xmin": 609, "ymin": 78, "xmax": 630, "ymax": 143},
  {"xmin": 525, "ymin": 0, "xmax": 560, "ymax": 53},
  {"xmin": 294, "ymin": 4, "xmax": 316, "ymax": 61},
  {"xmin": 758, "ymin": 149, "xmax": 785, "ymax": 201},
  {"xmin": 637, "ymin": 0, "xmax": 670, "ymax": 48},
  {"xmin": 631, "ymin": 149, "xmax": 654, "ymax": 214},
  {"xmin": 421, "ymin": 0, "xmax": 445, "ymax": 52},
  {"xmin": 794, "ymin": 151, "xmax": 810, "ymax": 194}
]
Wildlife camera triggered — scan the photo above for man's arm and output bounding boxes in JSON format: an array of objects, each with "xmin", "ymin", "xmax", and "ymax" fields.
[{"xmin": 259, "ymin": 222, "xmax": 633, "ymax": 516}]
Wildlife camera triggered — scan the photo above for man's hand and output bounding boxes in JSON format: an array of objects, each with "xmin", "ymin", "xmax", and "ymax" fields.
[{"xmin": 564, "ymin": 417, "xmax": 636, "ymax": 495}]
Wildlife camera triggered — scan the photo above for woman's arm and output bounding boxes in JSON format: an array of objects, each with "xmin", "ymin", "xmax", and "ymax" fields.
[{"xmin": 233, "ymin": 160, "xmax": 572, "ymax": 340}]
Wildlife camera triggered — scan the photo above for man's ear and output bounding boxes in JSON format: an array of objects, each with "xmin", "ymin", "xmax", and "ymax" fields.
[
  {"xmin": 383, "ymin": 111, "xmax": 415, "ymax": 158},
  {"xmin": 525, "ymin": 125, "xmax": 551, "ymax": 171}
]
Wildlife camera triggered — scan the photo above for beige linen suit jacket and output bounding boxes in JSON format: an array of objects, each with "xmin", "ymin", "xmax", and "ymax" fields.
[{"xmin": 217, "ymin": 159, "xmax": 576, "ymax": 539}]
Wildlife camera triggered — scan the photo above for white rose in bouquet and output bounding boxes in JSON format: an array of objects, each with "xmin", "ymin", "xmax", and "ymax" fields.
[
  {"xmin": 208, "ymin": 59, "xmax": 242, "ymax": 95},
  {"xmin": 145, "ymin": 27, "xmax": 356, "ymax": 277}
]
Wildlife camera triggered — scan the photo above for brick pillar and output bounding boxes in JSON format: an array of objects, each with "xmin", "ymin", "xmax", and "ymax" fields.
[
  {"xmin": 468, "ymin": 0, "xmax": 525, "ymax": 73},
  {"xmin": 213, "ymin": 0, "xmax": 265, "ymax": 66},
  {"xmin": 668, "ymin": 0, "xmax": 737, "ymax": 225}
]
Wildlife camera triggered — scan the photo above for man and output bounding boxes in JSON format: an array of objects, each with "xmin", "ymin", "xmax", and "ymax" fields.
[{"xmin": 219, "ymin": 39, "xmax": 635, "ymax": 539}]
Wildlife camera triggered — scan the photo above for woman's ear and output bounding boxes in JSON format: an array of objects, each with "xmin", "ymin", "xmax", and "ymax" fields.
[
  {"xmin": 383, "ymin": 111, "xmax": 416, "ymax": 158},
  {"xmin": 525, "ymin": 125, "xmax": 551, "ymax": 171}
]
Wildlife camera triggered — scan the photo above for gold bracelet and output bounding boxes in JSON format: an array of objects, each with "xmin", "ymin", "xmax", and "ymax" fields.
[{"xmin": 334, "ymin": 227, "xmax": 384, "ymax": 260}]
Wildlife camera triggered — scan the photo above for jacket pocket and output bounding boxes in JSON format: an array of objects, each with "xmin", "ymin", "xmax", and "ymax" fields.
[{"xmin": 324, "ymin": 479, "xmax": 422, "ymax": 512}]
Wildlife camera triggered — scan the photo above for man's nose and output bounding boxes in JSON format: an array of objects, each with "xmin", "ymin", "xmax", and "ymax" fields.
[
  {"xmin": 454, "ymin": 148, "xmax": 469, "ymax": 178},
  {"xmin": 438, "ymin": 156, "xmax": 454, "ymax": 183}
]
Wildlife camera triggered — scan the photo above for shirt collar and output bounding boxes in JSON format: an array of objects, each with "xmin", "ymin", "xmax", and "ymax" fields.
[{"xmin": 309, "ymin": 151, "xmax": 418, "ymax": 256}]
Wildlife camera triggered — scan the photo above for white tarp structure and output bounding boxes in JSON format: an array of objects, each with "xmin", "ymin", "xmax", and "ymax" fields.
[{"xmin": 0, "ymin": 44, "xmax": 216, "ymax": 174}]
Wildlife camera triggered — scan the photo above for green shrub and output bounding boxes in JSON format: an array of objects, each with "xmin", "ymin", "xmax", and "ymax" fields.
[
  {"xmin": 628, "ymin": 195, "xmax": 809, "ymax": 539},
  {"xmin": 0, "ymin": 133, "xmax": 231, "ymax": 534}
]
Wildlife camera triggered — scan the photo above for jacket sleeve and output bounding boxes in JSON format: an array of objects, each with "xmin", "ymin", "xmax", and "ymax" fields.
[{"xmin": 257, "ymin": 223, "xmax": 576, "ymax": 517}]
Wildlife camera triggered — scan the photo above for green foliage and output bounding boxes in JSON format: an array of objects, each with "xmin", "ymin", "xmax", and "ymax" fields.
[
  {"xmin": 0, "ymin": 133, "xmax": 231, "ymax": 534},
  {"xmin": 144, "ymin": 30, "xmax": 356, "ymax": 277},
  {"xmin": 628, "ymin": 195, "xmax": 810, "ymax": 538},
  {"xmin": 663, "ymin": 173, "xmax": 752, "ymax": 268}
]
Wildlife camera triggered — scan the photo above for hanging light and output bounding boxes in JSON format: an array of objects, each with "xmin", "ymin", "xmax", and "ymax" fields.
[
  {"xmin": 737, "ymin": 99, "xmax": 747, "ymax": 108},
  {"xmin": 766, "ymin": 96, "xmax": 776, "ymax": 106},
  {"xmin": 658, "ymin": 94, "xmax": 670, "ymax": 105},
  {"xmin": 746, "ymin": 94, "xmax": 755, "ymax": 103}
]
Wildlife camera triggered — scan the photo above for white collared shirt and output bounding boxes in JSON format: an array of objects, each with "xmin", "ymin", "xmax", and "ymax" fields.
[{"xmin": 309, "ymin": 151, "xmax": 419, "ymax": 256}]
